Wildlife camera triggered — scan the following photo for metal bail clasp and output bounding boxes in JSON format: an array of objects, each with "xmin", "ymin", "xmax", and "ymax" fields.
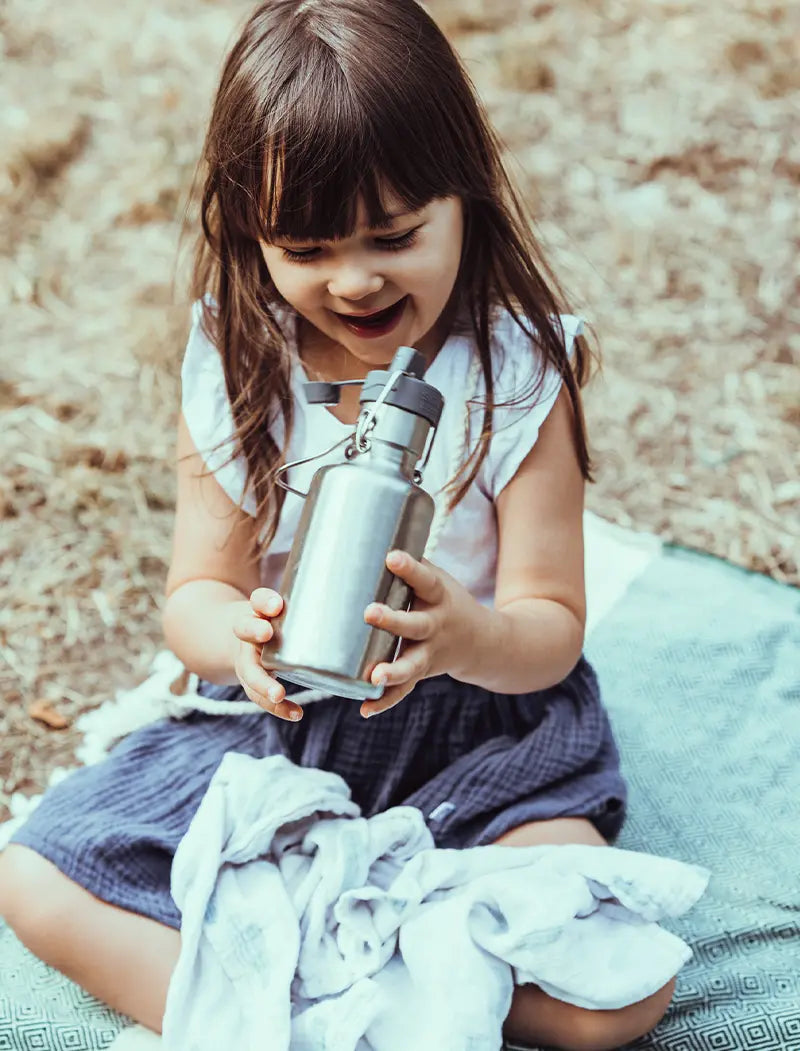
[
  {"xmin": 274, "ymin": 433, "xmax": 354, "ymax": 499},
  {"xmin": 354, "ymin": 368, "xmax": 405, "ymax": 453}
]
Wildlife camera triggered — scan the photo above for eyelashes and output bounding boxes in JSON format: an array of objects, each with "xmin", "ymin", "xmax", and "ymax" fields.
[
  {"xmin": 376, "ymin": 227, "xmax": 421, "ymax": 252},
  {"xmin": 281, "ymin": 248, "xmax": 321, "ymax": 263},
  {"xmin": 281, "ymin": 226, "xmax": 422, "ymax": 264}
]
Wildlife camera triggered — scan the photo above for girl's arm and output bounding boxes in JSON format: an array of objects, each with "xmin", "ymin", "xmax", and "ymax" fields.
[
  {"xmin": 469, "ymin": 384, "xmax": 587, "ymax": 693},
  {"xmin": 161, "ymin": 414, "xmax": 262, "ymax": 684}
]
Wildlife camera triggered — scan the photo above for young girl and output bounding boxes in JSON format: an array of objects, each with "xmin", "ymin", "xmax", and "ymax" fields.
[{"xmin": 0, "ymin": 1, "xmax": 676, "ymax": 1046}]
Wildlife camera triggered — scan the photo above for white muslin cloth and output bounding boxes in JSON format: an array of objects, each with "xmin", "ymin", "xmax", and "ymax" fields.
[{"xmin": 163, "ymin": 753, "xmax": 708, "ymax": 1051}]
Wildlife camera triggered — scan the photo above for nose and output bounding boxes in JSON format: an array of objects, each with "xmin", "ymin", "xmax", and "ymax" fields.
[{"xmin": 327, "ymin": 262, "xmax": 384, "ymax": 302}]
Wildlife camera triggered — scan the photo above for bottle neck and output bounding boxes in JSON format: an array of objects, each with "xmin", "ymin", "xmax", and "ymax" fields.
[
  {"xmin": 361, "ymin": 441, "xmax": 419, "ymax": 480},
  {"xmin": 357, "ymin": 403, "xmax": 432, "ymax": 481}
]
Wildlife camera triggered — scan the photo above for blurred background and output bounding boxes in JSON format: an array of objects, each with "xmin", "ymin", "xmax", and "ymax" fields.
[{"xmin": 1, "ymin": 0, "xmax": 798, "ymax": 816}]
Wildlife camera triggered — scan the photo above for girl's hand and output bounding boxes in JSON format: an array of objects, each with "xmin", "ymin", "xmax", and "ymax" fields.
[
  {"xmin": 232, "ymin": 588, "xmax": 303, "ymax": 721},
  {"xmin": 360, "ymin": 550, "xmax": 477, "ymax": 718}
]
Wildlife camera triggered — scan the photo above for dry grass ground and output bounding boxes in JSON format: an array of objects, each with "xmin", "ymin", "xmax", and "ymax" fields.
[{"xmin": 1, "ymin": 0, "xmax": 798, "ymax": 818}]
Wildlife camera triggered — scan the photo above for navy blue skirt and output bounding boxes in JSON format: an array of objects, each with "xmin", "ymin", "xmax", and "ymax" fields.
[{"xmin": 11, "ymin": 657, "xmax": 625, "ymax": 929}]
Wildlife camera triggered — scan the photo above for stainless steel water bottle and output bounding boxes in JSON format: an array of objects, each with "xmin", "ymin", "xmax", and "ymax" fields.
[{"xmin": 260, "ymin": 346, "xmax": 445, "ymax": 701}]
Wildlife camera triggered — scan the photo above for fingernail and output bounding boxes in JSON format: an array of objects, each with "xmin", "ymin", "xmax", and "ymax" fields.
[{"xmin": 289, "ymin": 709, "xmax": 302, "ymax": 721}]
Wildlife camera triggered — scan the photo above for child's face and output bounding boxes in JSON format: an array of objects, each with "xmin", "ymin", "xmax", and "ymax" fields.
[{"xmin": 260, "ymin": 195, "xmax": 463, "ymax": 366}]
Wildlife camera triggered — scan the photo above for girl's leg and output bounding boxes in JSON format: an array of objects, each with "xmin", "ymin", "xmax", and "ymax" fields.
[
  {"xmin": 0, "ymin": 844, "xmax": 178, "ymax": 1033},
  {"xmin": 494, "ymin": 818, "xmax": 675, "ymax": 1051}
]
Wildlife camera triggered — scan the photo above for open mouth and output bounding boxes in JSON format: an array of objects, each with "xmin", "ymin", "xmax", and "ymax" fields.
[{"xmin": 334, "ymin": 296, "xmax": 408, "ymax": 339}]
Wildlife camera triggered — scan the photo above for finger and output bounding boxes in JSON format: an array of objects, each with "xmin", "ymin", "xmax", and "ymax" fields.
[
  {"xmin": 370, "ymin": 645, "xmax": 429, "ymax": 688},
  {"xmin": 239, "ymin": 648, "xmax": 302, "ymax": 721},
  {"xmin": 272, "ymin": 695, "xmax": 304, "ymax": 722},
  {"xmin": 243, "ymin": 682, "xmax": 303, "ymax": 722},
  {"xmin": 250, "ymin": 588, "xmax": 284, "ymax": 618},
  {"xmin": 233, "ymin": 613, "xmax": 275, "ymax": 645},
  {"xmin": 385, "ymin": 551, "xmax": 443, "ymax": 603},
  {"xmin": 363, "ymin": 603, "xmax": 433, "ymax": 641},
  {"xmin": 360, "ymin": 680, "xmax": 414, "ymax": 719}
]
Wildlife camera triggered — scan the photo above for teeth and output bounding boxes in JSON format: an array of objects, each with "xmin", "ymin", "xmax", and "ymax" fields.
[
  {"xmin": 355, "ymin": 307, "xmax": 391, "ymax": 324},
  {"xmin": 360, "ymin": 309, "xmax": 391, "ymax": 325},
  {"xmin": 342, "ymin": 299, "xmax": 403, "ymax": 326}
]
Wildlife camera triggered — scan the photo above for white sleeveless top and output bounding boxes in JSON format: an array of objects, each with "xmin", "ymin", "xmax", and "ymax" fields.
[{"xmin": 181, "ymin": 301, "xmax": 583, "ymax": 607}]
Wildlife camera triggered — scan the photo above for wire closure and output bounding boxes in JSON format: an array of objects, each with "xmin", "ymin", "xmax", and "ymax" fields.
[
  {"xmin": 274, "ymin": 434, "xmax": 355, "ymax": 499},
  {"xmin": 276, "ymin": 367, "xmax": 412, "ymax": 495},
  {"xmin": 354, "ymin": 369, "xmax": 405, "ymax": 453}
]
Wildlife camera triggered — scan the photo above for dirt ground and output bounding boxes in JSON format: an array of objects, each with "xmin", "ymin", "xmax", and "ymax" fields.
[{"xmin": 1, "ymin": 0, "xmax": 798, "ymax": 819}]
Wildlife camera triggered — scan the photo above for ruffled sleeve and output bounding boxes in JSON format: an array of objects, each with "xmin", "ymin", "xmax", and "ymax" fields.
[
  {"xmin": 180, "ymin": 299, "xmax": 256, "ymax": 515},
  {"xmin": 479, "ymin": 313, "xmax": 584, "ymax": 499}
]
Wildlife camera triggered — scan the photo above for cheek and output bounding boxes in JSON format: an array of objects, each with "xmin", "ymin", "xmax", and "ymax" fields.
[
  {"xmin": 404, "ymin": 245, "xmax": 461, "ymax": 307},
  {"xmin": 267, "ymin": 263, "xmax": 318, "ymax": 312}
]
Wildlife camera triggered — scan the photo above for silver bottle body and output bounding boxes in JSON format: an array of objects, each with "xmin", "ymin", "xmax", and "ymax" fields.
[{"xmin": 261, "ymin": 404, "xmax": 435, "ymax": 700}]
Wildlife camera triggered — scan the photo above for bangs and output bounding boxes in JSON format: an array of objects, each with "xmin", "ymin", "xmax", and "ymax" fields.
[{"xmin": 257, "ymin": 37, "xmax": 458, "ymax": 243}]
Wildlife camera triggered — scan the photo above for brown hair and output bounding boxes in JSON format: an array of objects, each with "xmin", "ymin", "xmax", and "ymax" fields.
[{"xmin": 192, "ymin": 0, "xmax": 593, "ymax": 552}]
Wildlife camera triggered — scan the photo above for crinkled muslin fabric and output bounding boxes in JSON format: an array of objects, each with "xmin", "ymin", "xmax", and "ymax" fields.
[
  {"xmin": 10, "ymin": 658, "xmax": 625, "ymax": 929},
  {"xmin": 162, "ymin": 752, "xmax": 707, "ymax": 1051}
]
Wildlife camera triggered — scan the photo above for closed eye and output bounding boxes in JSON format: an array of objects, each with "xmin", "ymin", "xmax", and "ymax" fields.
[
  {"xmin": 375, "ymin": 226, "xmax": 422, "ymax": 251},
  {"xmin": 279, "ymin": 224, "xmax": 423, "ymax": 264},
  {"xmin": 281, "ymin": 246, "xmax": 321, "ymax": 263}
]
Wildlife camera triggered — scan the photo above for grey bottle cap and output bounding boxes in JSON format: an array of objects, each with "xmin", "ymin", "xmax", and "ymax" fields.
[{"xmin": 360, "ymin": 346, "xmax": 444, "ymax": 427}]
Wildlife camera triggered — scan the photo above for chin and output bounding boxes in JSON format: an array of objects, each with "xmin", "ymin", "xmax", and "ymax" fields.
[{"xmin": 347, "ymin": 345, "xmax": 399, "ymax": 367}]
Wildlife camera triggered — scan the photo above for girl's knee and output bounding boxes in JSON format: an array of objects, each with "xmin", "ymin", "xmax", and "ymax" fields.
[
  {"xmin": 0, "ymin": 845, "xmax": 30, "ymax": 922},
  {"xmin": 565, "ymin": 979, "xmax": 676, "ymax": 1051},
  {"xmin": 506, "ymin": 977, "xmax": 676, "ymax": 1051},
  {"xmin": 0, "ymin": 845, "xmax": 78, "ymax": 945}
]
